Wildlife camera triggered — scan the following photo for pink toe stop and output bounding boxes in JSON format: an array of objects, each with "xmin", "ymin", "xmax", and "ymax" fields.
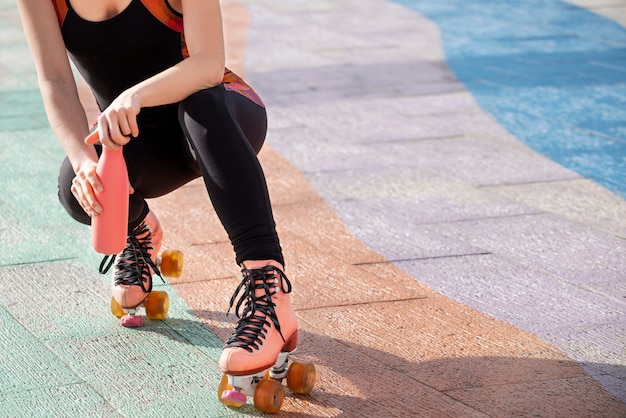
[
  {"xmin": 222, "ymin": 389, "xmax": 247, "ymax": 406},
  {"xmin": 120, "ymin": 315, "xmax": 144, "ymax": 328}
]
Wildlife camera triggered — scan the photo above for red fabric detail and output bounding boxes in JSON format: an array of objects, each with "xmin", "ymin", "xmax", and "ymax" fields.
[
  {"xmin": 140, "ymin": 0, "xmax": 183, "ymax": 31},
  {"xmin": 51, "ymin": 0, "xmax": 68, "ymax": 26},
  {"xmin": 222, "ymin": 69, "xmax": 265, "ymax": 108}
]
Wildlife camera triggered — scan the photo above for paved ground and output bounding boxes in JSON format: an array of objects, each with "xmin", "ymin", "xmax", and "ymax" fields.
[{"xmin": 0, "ymin": 0, "xmax": 625, "ymax": 417}]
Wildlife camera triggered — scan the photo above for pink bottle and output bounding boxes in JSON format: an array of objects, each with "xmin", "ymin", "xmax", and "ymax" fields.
[{"xmin": 89, "ymin": 132, "xmax": 129, "ymax": 255}]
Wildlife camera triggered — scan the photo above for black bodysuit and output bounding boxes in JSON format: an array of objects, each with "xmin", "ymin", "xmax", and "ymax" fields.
[{"xmin": 53, "ymin": 0, "xmax": 283, "ymax": 266}]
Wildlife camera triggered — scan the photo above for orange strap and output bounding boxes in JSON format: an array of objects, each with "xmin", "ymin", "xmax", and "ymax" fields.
[
  {"xmin": 139, "ymin": 0, "xmax": 183, "ymax": 32},
  {"xmin": 139, "ymin": 0, "xmax": 188, "ymax": 56},
  {"xmin": 51, "ymin": 0, "xmax": 68, "ymax": 26},
  {"xmin": 223, "ymin": 70, "xmax": 265, "ymax": 108}
]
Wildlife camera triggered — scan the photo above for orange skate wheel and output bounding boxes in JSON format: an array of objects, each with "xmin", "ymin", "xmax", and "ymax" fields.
[
  {"xmin": 110, "ymin": 296, "xmax": 125, "ymax": 319},
  {"xmin": 286, "ymin": 362, "xmax": 316, "ymax": 394},
  {"xmin": 159, "ymin": 250, "xmax": 183, "ymax": 278},
  {"xmin": 145, "ymin": 291, "xmax": 169, "ymax": 320},
  {"xmin": 253, "ymin": 379, "xmax": 284, "ymax": 414}
]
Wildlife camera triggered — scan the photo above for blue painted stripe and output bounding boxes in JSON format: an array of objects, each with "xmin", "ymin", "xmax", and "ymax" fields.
[{"xmin": 391, "ymin": 0, "xmax": 626, "ymax": 198}]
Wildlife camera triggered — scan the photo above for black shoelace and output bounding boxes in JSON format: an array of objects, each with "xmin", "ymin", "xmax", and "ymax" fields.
[
  {"xmin": 224, "ymin": 266, "xmax": 292, "ymax": 353},
  {"xmin": 99, "ymin": 221, "xmax": 162, "ymax": 292}
]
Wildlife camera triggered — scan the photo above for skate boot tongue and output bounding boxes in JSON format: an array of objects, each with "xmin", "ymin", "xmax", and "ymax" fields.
[
  {"xmin": 225, "ymin": 266, "xmax": 292, "ymax": 352},
  {"xmin": 100, "ymin": 222, "xmax": 161, "ymax": 290}
]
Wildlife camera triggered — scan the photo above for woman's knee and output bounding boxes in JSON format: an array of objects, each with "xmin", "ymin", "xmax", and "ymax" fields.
[
  {"xmin": 179, "ymin": 86, "xmax": 226, "ymax": 118},
  {"xmin": 178, "ymin": 87, "xmax": 267, "ymax": 154}
]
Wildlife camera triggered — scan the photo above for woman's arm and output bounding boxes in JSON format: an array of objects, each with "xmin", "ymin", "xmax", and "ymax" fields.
[
  {"xmin": 138, "ymin": 0, "xmax": 225, "ymax": 106},
  {"xmin": 95, "ymin": 0, "xmax": 226, "ymax": 148},
  {"xmin": 17, "ymin": 0, "xmax": 104, "ymax": 217},
  {"xmin": 17, "ymin": 0, "xmax": 95, "ymax": 167}
]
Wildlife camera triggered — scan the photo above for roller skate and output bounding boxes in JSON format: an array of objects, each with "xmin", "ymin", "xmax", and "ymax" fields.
[
  {"xmin": 218, "ymin": 266, "xmax": 316, "ymax": 414},
  {"xmin": 99, "ymin": 211, "xmax": 183, "ymax": 327}
]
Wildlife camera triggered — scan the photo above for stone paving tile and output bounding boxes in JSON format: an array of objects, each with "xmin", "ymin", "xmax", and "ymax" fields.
[
  {"xmin": 0, "ymin": 128, "xmax": 99, "ymax": 267},
  {"xmin": 47, "ymin": 334, "xmax": 225, "ymax": 417},
  {"xmin": 425, "ymin": 213, "xmax": 626, "ymax": 285},
  {"xmin": 0, "ymin": 306, "xmax": 81, "ymax": 394},
  {"xmin": 447, "ymin": 375, "xmax": 626, "ymax": 417},
  {"xmin": 307, "ymin": 170, "xmax": 539, "ymax": 227},
  {"xmin": 484, "ymin": 178, "xmax": 626, "ymax": 238},
  {"xmin": 397, "ymin": 253, "xmax": 624, "ymax": 333},
  {"xmin": 0, "ymin": 262, "xmax": 116, "ymax": 341},
  {"xmin": 0, "ymin": 384, "xmax": 118, "ymax": 417}
]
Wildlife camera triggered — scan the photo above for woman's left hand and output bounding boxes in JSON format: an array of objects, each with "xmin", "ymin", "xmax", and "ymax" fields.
[{"xmin": 96, "ymin": 90, "xmax": 141, "ymax": 149}]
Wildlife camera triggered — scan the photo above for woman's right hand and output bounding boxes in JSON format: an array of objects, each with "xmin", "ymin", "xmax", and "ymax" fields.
[
  {"xmin": 95, "ymin": 89, "xmax": 141, "ymax": 150},
  {"xmin": 71, "ymin": 158, "xmax": 103, "ymax": 218}
]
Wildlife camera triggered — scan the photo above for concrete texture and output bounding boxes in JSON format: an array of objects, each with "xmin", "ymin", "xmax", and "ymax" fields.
[
  {"xmin": 236, "ymin": 0, "xmax": 626, "ymax": 407},
  {"xmin": 0, "ymin": 0, "xmax": 624, "ymax": 416}
]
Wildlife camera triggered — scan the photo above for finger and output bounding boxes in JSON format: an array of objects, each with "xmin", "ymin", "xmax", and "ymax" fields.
[
  {"xmin": 118, "ymin": 113, "xmax": 133, "ymax": 139},
  {"xmin": 71, "ymin": 178, "xmax": 101, "ymax": 217},
  {"xmin": 106, "ymin": 112, "xmax": 132, "ymax": 147},
  {"xmin": 70, "ymin": 181, "xmax": 84, "ymax": 210},
  {"xmin": 97, "ymin": 117, "xmax": 121, "ymax": 150},
  {"xmin": 127, "ymin": 112, "xmax": 140, "ymax": 138},
  {"xmin": 85, "ymin": 131, "xmax": 99, "ymax": 145},
  {"xmin": 83, "ymin": 186, "xmax": 103, "ymax": 215},
  {"xmin": 109, "ymin": 125, "xmax": 129, "ymax": 148},
  {"xmin": 81, "ymin": 174, "xmax": 102, "ymax": 216},
  {"xmin": 128, "ymin": 181, "xmax": 134, "ymax": 195},
  {"xmin": 100, "ymin": 135, "xmax": 121, "ymax": 150},
  {"xmin": 86, "ymin": 167, "xmax": 103, "ymax": 194}
]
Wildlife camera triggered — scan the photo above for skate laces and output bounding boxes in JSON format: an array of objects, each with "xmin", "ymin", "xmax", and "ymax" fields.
[
  {"xmin": 224, "ymin": 266, "xmax": 293, "ymax": 353},
  {"xmin": 99, "ymin": 221, "xmax": 163, "ymax": 292}
]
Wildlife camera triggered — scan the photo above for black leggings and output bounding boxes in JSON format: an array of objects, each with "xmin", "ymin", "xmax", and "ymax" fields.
[{"xmin": 58, "ymin": 85, "xmax": 283, "ymax": 266}]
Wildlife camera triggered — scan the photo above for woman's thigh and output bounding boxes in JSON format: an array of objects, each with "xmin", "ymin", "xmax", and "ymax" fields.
[{"xmin": 124, "ymin": 106, "xmax": 201, "ymax": 199}]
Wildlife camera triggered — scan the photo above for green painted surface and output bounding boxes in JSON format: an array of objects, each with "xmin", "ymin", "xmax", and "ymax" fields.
[
  {"xmin": 0, "ymin": 384, "xmax": 119, "ymax": 417},
  {"xmin": 0, "ymin": 128, "xmax": 94, "ymax": 267},
  {"xmin": 0, "ymin": 306, "xmax": 81, "ymax": 393},
  {"xmin": 0, "ymin": 258, "xmax": 247, "ymax": 416}
]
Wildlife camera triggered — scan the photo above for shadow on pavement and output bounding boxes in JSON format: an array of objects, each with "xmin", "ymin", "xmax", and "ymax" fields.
[{"xmin": 186, "ymin": 308, "xmax": 626, "ymax": 417}]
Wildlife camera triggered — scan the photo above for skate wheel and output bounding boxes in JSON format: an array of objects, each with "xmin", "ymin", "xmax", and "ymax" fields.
[
  {"xmin": 120, "ymin": 314, "xmax": 143, "ymax": 328},
  {"xmin": 287, "ymin": 362, "xmax": 316, "ymax": 394},
  {"xmin": 160, "ymin": 250, "xmax": 183, "ymax": 278},
  {"xmin": 218, "ymin": 375, "xmax": 245, "ymax": 408},
  {"xmin": 145, "ymin": 291, "xmax": 169, "ymax": 320},
  {"xmin": 110, "ymin": 296, "xmax": 125, "ymax": 319},
  {"xmin": 254, "ymin": 379, "xmax": 284, "ymax": 414}
]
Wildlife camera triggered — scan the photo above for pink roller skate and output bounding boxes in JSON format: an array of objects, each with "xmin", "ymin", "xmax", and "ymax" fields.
[
  {"xmin": 99, "ymin": 211, "xmax": 183, "ymax": 327},
  {"xmin": 218, "ymin": 266, "xmax": 316, "ymax": 413}
]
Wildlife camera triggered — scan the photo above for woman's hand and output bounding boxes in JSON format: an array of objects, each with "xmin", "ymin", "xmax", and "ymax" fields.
[
  {"xmin": 71, "ymin": 156, "xmax": 135, "ymax": 217},
  {"xmin": 96, "ymin": 89, "xmax": 141, "ymax": 150},
  {"xmin": 70, "ymin": 157, "xmax": 103, "ymax": 218}
]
